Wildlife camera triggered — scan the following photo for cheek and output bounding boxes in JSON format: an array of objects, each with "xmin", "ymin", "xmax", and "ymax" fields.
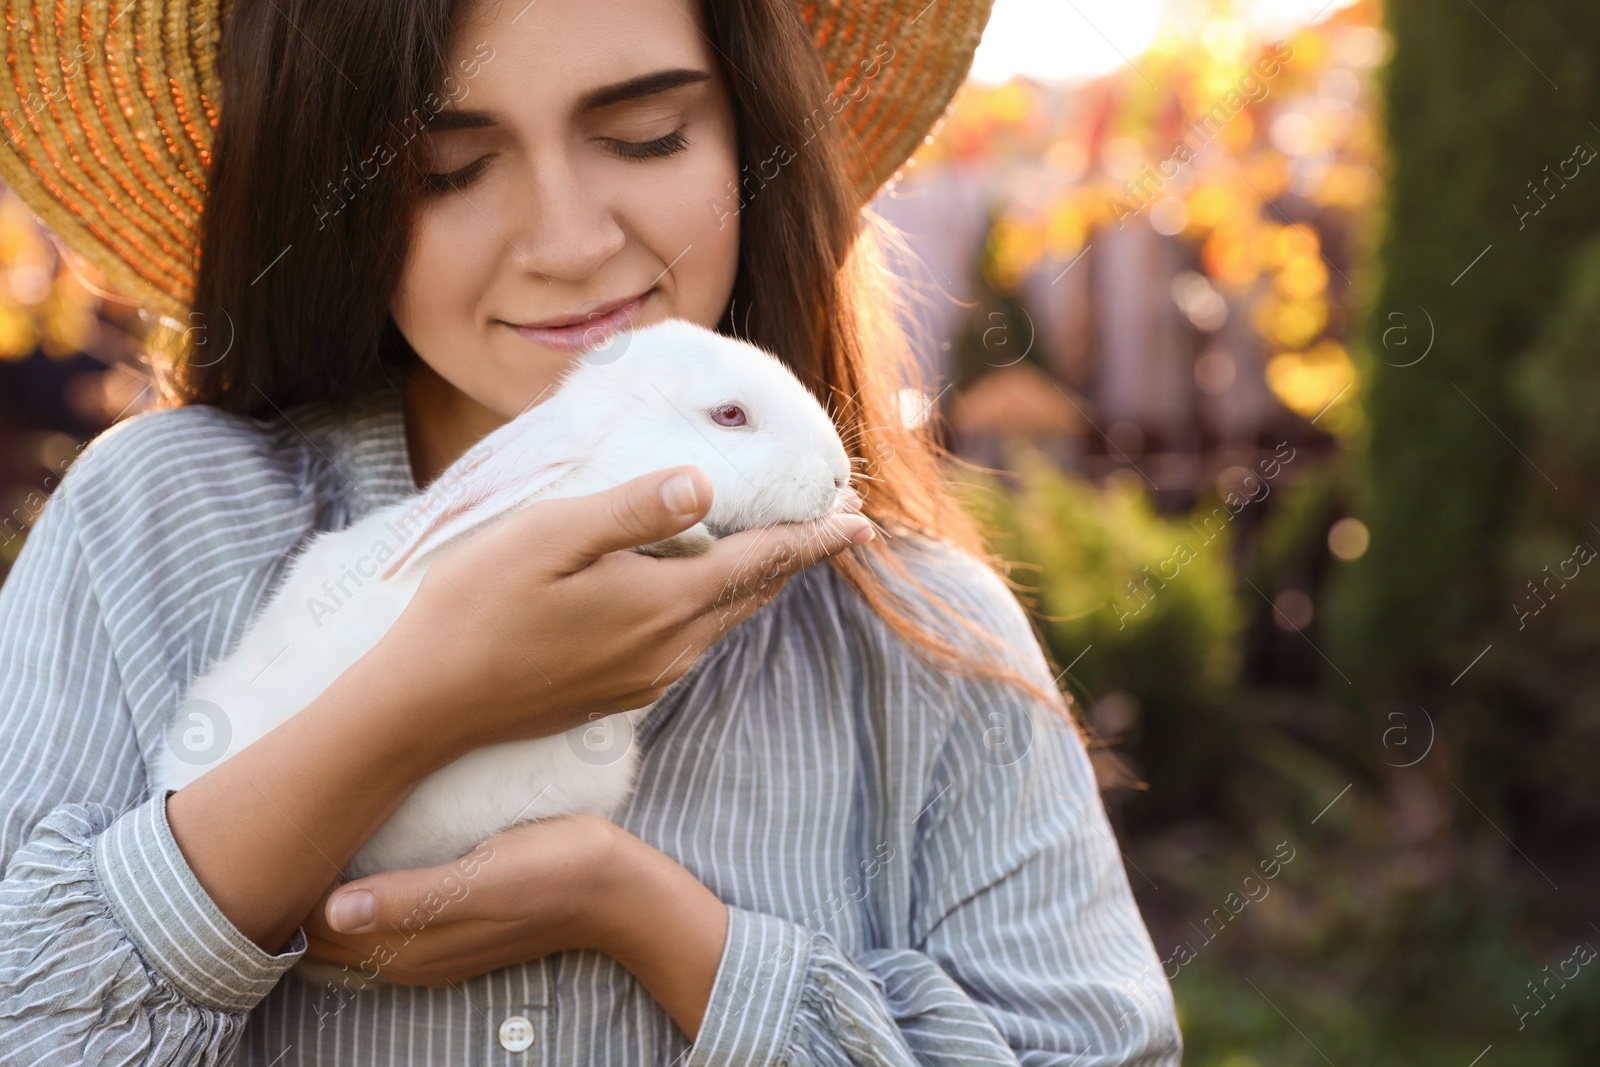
[
  {"xmin": 683, "ymin": 167, "xmax": 742, "ymax": 312},
  {"xmin": 633, "ymin": 138, "xmax": 741, "ymax": 323},
  {"xmin": 392, "ymin": 213, "xmax": 494, "ymax": 357}
]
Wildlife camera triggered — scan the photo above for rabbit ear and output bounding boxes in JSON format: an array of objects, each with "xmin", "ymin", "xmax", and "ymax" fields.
[
  {"xmin": 379, "ymin": 364, "xmax": 604, "ymax": 583},
  {"xmin": 380, "ymin": 456, "xmax": 578, "ymax": 582}
]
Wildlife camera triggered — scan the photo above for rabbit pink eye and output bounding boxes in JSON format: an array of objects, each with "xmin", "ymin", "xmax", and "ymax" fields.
[{"xmin": 711, "ymin": 404, "xmax": 747, "ymax": 427}]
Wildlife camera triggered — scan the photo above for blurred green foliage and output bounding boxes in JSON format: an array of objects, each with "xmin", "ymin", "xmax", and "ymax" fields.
[
  {"xmin": 1304, "ymin": 4, "xmax": 1600, "ymax": 1054},
  {"xmin": 948, "ymin": 413, "xmax": 1600, "ymax": 1060},
  {"xmin": 1324, "ymin": 0, "xmax": 1600, "ymax": 692},
  {"xmin": 1512, "ymin": 234, "xmax": 1600, "ymax": 548},
  {"xmin": 1488, "ymin": 233, "xmax": 1600, "ymax": 833}
]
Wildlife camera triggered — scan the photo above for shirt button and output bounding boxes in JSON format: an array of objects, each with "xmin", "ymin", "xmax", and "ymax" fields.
[{"xmin": 498, "ymin": 1014, "xmax": 535, "ymax": 1052}]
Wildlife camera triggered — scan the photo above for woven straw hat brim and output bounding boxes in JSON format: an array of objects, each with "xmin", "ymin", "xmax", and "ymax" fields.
[{"xmin": 0, "ymin": 0, "xmax": 993, "ymax": 325}]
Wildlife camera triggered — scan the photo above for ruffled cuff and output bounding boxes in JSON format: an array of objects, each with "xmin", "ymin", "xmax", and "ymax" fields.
[
  {"xmin": 686, "ymin": 905, "xmax": 916, "ymax": 1067},
  {"xmin": 91, "ymin": 788, "xmax": 308, "ymax": 1012},
  {"xmin": 686, "ymin": 905, "xmax": 813, "ymax": 1066}
]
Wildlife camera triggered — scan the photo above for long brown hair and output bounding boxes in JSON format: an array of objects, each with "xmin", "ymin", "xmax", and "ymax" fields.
[{"xmin": 156, "ymin": 0, "xmax": 1086, "ymax": 741}]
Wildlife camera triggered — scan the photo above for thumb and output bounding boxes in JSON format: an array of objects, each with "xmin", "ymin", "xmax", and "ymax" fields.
[
  {"xmin": 324, "ymin": 866, "xmax": 475, "ymax": 935},
  {"xmin": 543, "ymin": 466, "xmax": 712, "ymax": 574}
]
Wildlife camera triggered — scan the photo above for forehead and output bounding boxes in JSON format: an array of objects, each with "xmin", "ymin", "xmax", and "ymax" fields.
[
  {"xmin": 444, "ymin": 0, "xmax": 719, "ymax": 109},
  {"xmin": 657, "ymin": 345, "xmax": 784, "ymax": 392}
]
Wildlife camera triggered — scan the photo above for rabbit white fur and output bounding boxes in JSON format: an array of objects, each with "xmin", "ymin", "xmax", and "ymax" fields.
[{"xmin": 154, "ymin": 318, "xmax": 856, "ymax": 891}]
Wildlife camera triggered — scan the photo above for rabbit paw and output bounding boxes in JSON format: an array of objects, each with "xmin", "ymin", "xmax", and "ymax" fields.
[{"xmin": 634, "ymin": 523, "xmax": 717, "ymax": 557}]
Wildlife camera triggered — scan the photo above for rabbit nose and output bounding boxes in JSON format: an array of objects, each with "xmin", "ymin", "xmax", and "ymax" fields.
[{"xmin": 833, "ymin": 474, "xmax": 848, "ymax": 488}]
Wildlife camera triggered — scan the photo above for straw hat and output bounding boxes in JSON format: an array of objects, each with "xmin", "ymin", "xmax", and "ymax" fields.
[{"xmin": 0, "ymin": 0, "xmax": 994, "ymax": 326}]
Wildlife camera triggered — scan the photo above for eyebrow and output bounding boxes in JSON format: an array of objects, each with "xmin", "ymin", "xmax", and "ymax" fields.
[{"xmin": 426, "ymin": 67, "xmax": 713, "ymax": 132}]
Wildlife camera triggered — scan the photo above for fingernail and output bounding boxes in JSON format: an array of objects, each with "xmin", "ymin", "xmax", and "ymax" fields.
[
  {"xmin": 661, "ymin": 473, "xmax": 699, "ymax": 516},
  {"xmin": 842, "ymin": 516, "xmax": 874, "ymax": 544},
  {"xmin": 328, "ymin": 889, "xmax": 375, "ymax": 933}
]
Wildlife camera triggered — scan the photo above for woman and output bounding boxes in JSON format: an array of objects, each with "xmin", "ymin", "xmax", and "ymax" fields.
[{"xmin": 0, "ymin": 0, "xmax": 1184, "ymax": 1063}]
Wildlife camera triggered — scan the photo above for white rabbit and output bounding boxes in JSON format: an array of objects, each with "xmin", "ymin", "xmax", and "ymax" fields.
[{"xmin": 155, "ymin": 317, "xmax": 857, "ymax": 902}]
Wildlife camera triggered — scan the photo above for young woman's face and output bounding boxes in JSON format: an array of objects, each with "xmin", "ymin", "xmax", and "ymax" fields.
[{"xmin": 391, "ymin": 0, "xmax": 742, "ymax": 420}]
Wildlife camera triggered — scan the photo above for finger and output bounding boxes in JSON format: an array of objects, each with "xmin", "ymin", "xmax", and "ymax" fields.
[
  {"xmin": 324, "ymin": 857, "xmax": 487, "ymax": 935},
  {"xmin": 306, "ymin": 919, "xmax": 499, "ymax": 988},
  {"xmin": 302, "ymin": 932, "xmax": 371, "ymax": 971},
  {"xmin": 531, "ymin": 466, "xmax": 714, "ymax": 575},
  {"xmin": 697, "ymin": 511, "xmax": 874, "ymax": 611}
]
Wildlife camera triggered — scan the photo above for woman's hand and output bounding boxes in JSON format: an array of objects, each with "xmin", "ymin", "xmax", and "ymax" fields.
[
  {"xmin": 304, "ymin": 814, "xmax": 731, "ymax": 1040},
  {"xmin": 376, "ymin": 465, "xmax": 873, "ymax": 761},
  {"xmin": 301, "ymin": 814, "xmax": 625, "ymax": 988}
]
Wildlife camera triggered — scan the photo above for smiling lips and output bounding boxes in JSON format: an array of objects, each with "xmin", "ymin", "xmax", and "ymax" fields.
[{"xmin": 505, "ymin": 289, "xmax": 652, "ymax": 352}]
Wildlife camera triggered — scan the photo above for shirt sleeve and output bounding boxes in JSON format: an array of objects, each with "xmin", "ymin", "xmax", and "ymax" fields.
[
  {"xmin": 684, "ymin": 676, "xmax": 1184, "ymax": 1067},
  {"xmin": 0, "ymin": 474, "xmax": 307, "ymax": 1066}
]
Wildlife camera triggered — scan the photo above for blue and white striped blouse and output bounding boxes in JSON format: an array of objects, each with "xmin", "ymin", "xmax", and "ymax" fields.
[{"xmin": 0, "ymin": 384, "xmax": 1183, "ymax": 1065}]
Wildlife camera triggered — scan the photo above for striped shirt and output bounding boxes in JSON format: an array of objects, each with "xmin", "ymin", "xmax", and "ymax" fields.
[{"xmin": 0, "ymin": 384, "xmax": 1183, "ymax": 1066}]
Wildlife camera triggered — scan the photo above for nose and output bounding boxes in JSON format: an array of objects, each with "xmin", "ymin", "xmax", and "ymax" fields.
[
  {"xmin": 833, "ymin": 474, "xmax": 848, "ymax": 489},
  {"xmin": 507, "ymin": 157, "xmax": 626, "ymax": 282}
]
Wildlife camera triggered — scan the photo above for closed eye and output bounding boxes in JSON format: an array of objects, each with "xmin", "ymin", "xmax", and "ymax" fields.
[
  {"xmin": 420, "ymin": 128, "xmax": 691, "ymax": 196},
  {"xmin": 420, "ymin": 155, "xmax": 494, "ymax": 195},
  {"xmin": 608, "ymin": 128, "xmax": 690, "ymax": 162}
]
